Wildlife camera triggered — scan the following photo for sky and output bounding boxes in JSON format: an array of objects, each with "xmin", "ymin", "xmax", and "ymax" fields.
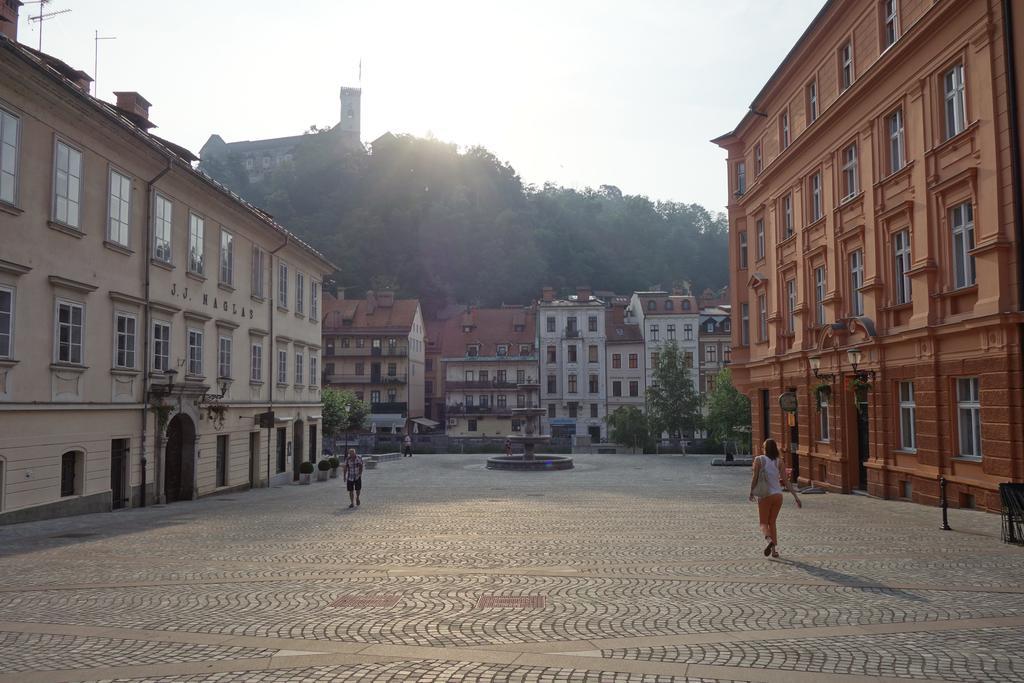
[{"xmin": 17, "ymin": 0, "xmax": 824, "ymax": 212}]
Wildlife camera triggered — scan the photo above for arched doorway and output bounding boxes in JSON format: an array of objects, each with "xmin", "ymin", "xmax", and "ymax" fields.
[
  {"xmin": 292, "ymin": 418, "xmax": 304, "ymax": 481},
  {"xmin": 165, "ymin": 413, "xmax": 196, "ymax": 503}
]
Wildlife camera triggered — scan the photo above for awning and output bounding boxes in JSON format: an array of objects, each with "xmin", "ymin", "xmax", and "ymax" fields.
[
  {"xmin": 410, "ymin": 417, "xmax": 439, "ymax": 428},
  {"xmin": 549, "ymin": 418, "xmax": 576, "ymax": 426},
  {"xmin": 368, "ymin": 414, "xmax": 405, "ymax": 429}
]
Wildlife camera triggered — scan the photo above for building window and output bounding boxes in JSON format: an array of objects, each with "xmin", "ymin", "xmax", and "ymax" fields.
[
  {"xmin": 629, "ymin": 380, "xmax": 639, "ymax": 397},
  {"xmin": 588, "ymin": 344, "xmax": 598, "ymax": 363},
  {"xmin": 184, "ymin": 327, "xmax": 202, "ymax": 376},
  {"xmin": 295, "ymin": 272, "xmax": 305, "ymax": 313},
  {"xmin": 782, "ymin": 194, "xmax": 793, "ymax": 239},
  {"xmin": 589, "ymin": 374, "xmax": 599, "ymax": 393},
  {"xmin": 951, "ymin": 201, "xmax": 976, "ymax": 289},
  {"xmin": 810, "ymin": 172, "xmax": 822, "ymax": 222},
  {"xmin": 567, "ymin": 316, "xmax": 579, "ymax": 334},
  {"xmin": 706, "ymin": 320, "xmax": 715, "ymax": 333},
  {"xmin": 723, "ymin": 345, "xmax": 731, "ymax": 362},
  {"xmin": 590, "ymin": 403, "xmax": 599, "ymax": 418},
  {"xmin": 628, "ymin": 353, "xmax": 638, "ymax": 369},
  {"xmin": 740, "ymin": 303, "xmax": 750, "ymax": 346},
  {"xmin": 153, "ymin": 194, "xmax": 172, "ymax": 263},
  {"xmin": 0, "ymin": 287, "xmax": 14, "ymax": 358},
  {"xmin": 568, "ymin": 402, "xmax": 578, "ymax": 418},
  {"xmin": 738, "ymin": 231, "xmax": 748, "ymax": 269},
  {"xmin": 0, "ymin": 107, "xmax": 19, "ymax": 205},
  {"xmin": 683, "ymin": 324, "xmax": 693, "ymax": 341},
  {"xmin": 568, "ymin": 374, "xmax": 578, "ymax": 394},
  {"xmin": 887, "ymin": 109, "xmax": 905, "ymax": 174},
  {"xmin": 647, "ymin": 300, "xmax": 656, "ymax": 312},
  {"xmin": 757, "ymin": 293, "xmax": 767, "ymax": 342},
  {"xmin": 496, "ymin": 394, "xmax": 507, "ymax": 409},
  {"xmin": 612, "ymin": 353, "xmax": 621, "ymax": 369},
  {"xmin": 251, "ymin": 245, "xmax": 265, "ymax": 298},
  {"xmin": 478, "ymin": 394, "xmax": 489, "ymax": 409},
  {"xmin": 814, "ymin": 266, "xmax": 827, "ymax": 325},
  {"xmin": 278, "ymin": 262, "xmax": 288, "ymax": 308},
  {"xmin": 55, "ymin": 300, "xmax": 84, "ymax": 365},
  {"xmin": 277, "ymin": 349, "xmax": 287, "ymax": 384},
  {"xmin": 387, "ymin": 362, "xmax": 397, "ymax": 377},
  {"xmin": 517, "ymin": 369, "xmax": 526, "ymax": 383},
  {"xmin": 108, "ymin": 169, "xmax": 131, "ymax": 247},
  {"xmin": 754, "ymin": 142, "xmax": 763, "ymax": 175},
  {"xmin": 667, "ymin": 324, "xmax": 676, "ymax": 340},
  {"xmin": 568, "ymin": 345, "xmax": 578, "ymax": 363},
  {"xmin": 547, "ymin": 345, "xmax": 556, "ymax": 364},
  {"xmin": 883, "ymin": 0, "xmax": 900, "ymax": 49},
  {"xmin": 153, "ymin": 320, "xmax": 170, "ymax": 371},
  {"xmin": 188, "ymin": 213, "xmax": 205, "ymax": 274},
  {"xmin": 735, "ymin": 160, "xmax": 746, "ymax": 195},
  {"xmin": 588, "ymin": 315, "xmax": 598, "ymax": 332},
  {"xmin": 706, "ymin": 345, "xmax": 718, "ymax": 363},
  {"xmin": 310, "ymin": 281, "xmax": 320, "ymax": 321},
  {"xmin": 54, "ymin": 140, "xmax": 82, "ymax": 228},
  {"xmin": 251, "ymin": 340, "xmax": 263, "ymax": 382},
  {"xmin": 944, "ymin": 63, "xmax": 966, "ymax": 139},
  {"xmin": 756, "ymin": 219, "xmax": 765, "ymax": 259},
  {"xmin": 894, "ymin": 229, "xmax": 912, "ymax": 304},
  {"xmin": 651, "ymin": 351, "xmax": 661, "ymax": 368},
  {"xmin": 612, "ymin": 380, "xmax": 622, "ymax": 397},
  {"xmin": 786, "ymin": 279, "xmax": 797, "ymax": 333},
  {"xmin": 957, "ymin": 377, "xmax": 981, "ymax": 458},
  {"xmin": 547, "ymin": 404, "xmax": 556, "ymax": 418},
  {"xmin": 819, "ymin": 391, "xmax": 830, "ymax": 441},
  {"xmin": 213, "ymin": 335, "xmax": 230, "ymax": 379},
  {"xmin": 806, "ymin": 80, "xmax": 818, "ymax": 123},
  {"xmin": 649, "ymin": 325, "xmax": 659, "ymax": 342},
  {"xmin": 114, "ymin": 312, "xmax": 136, "ymax": 369},
  {"xmin": 849, "ymin": 249, "xmax": 864, "ymax": 316},
  {"xmin": 840, "ymin": 41, "xmax": 853, "ymax": 92},
  {"xmin": 219, "ymin": 230, "xmax": 234, "ymax": 285},
  {"xmin": 547, "ymin": 374, "xmax": 557, "ymax": 394},
  {"xmin": 841, "ymin": 143, "xmax": 858, "ymax": 200},
  {"xmin": 898, "ymin": 381, "xmax": 916, "ymax": 451},
  {"xmin": 355, "ymin": 361, "xmax": 364, "ymax": 376},
  {"xmin": 467, "ymin": 419, "xmax": 478, "ymax": 432},
  {"xmin": 779, "ymin": 110, "xmax": 790, "ymax": 150},
  {"xmin": 295, "ymin": 351, "xmax": 304, "ymax": 385},
  {"xmin": 546, "ymin": 316, "xmax": 555, "ymax": 333}
]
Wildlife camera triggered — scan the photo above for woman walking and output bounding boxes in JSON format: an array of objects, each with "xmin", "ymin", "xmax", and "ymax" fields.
[{"xmin": 749, "ymin": 439, "xmax": 801, "ymax": 557}]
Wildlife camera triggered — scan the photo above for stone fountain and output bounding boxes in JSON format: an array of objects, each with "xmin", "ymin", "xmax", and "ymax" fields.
[{"xmin": 486, "ymin": 377, "xmax": 574, "ymax": 471}]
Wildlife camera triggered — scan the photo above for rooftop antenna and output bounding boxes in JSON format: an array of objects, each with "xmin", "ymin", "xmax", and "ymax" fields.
[
  {"xmin": 25, "ymin": 0, "xmax": 72, "ymax": 52},
  {"xmin": 93, "ymin": 29, "xmax": 116, "ymax": 97}
]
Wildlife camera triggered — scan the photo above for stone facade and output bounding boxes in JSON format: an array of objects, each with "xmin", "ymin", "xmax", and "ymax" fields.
[
  {"xmin": 713, "ymin": 0, "xmax": 1024, "ymax": 510},
  {"xmin": 0, "ymin": 35, "xmax": 333, "ymax": 522}
]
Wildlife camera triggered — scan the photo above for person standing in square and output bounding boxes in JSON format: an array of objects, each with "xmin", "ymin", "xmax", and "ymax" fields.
[{"xmin": 344, "ymin": 448, "xmax": 364, "ymax": 508}]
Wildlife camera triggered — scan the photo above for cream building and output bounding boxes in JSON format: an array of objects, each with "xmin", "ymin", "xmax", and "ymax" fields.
[
  {"xmin": 604, "ymin": 303, "xmax": 645, "ymax": 417},
  {"xmin": 0, "ymin": 33, "xmax": 333, "ymax": 523}
]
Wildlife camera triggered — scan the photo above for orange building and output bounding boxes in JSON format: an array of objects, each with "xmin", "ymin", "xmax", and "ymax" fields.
[{"xmin": 713, "ymin": 0, "xmax": 1024, "ymax": 511}]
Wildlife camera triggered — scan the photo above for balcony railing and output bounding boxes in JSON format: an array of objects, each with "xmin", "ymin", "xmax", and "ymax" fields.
[
  {"xmin": 371, "ymin": 346, "xmax": 408, "ymax": 357},
  {"xmin": 564, "ymin": 327, "xmax": 581, "ymax": 338},
  {"xmin": 446, "ymin": 405, "xmax": 514, "ymax": 417},
  {"xmin": 323, "ymin": 374, "xmax": 372, "ymax": 384},
  {"xmin": 445, "ymin": 379, "xmax": 520, "ymax": 390}
]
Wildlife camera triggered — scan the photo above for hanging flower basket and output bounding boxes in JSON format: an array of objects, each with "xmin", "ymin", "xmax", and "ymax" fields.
[
  {"xmin": 847, "ymin": 375, "xmax": 872, "ymax": 413},
  {"xmin": 205, "ymin": 404, "xmax": 228, "ymax": 430}
]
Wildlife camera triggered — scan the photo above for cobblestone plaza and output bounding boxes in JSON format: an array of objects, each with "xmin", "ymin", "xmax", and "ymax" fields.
[{"xmin": 1, "ymin": 453, "xmax": 1022, "ymax": 682}]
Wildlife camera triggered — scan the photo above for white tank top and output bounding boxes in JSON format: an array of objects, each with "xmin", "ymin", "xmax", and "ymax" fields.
[{"xmin": 758, "ymin": 455, "xmax": 785, "ymax": 496}]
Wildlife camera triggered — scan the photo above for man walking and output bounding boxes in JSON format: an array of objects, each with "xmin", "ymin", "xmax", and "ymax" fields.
[
  {"xmin": 403, "ymin": 434, "xmax": 413, "ymax": 457},
  {"xmin": 343, "ymin": 448, "xmax": 364, "ymax": 508}
]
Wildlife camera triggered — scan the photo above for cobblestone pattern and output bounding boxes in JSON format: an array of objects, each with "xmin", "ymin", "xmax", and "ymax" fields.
[
  {"xmin": 0, "ymin": 631, "xmax": 279, "ymax": 673},
  {"xmin": 602, "ymin": 626, "xmax": 1024, "ymax": 682},
  {"xmin": 89, "ymin": 660, "xmax": 742, "ymax": 682},
  {"xmin": 0, "ymin": 577, "xmax": 1020, "ymax": 648}
]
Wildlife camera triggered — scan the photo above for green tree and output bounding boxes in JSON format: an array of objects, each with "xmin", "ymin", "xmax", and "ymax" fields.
[
  {"xmin": 646, "ymin": 341, "xmax": 702, "ymax": 448},
  {"xmin": 704, "ymin": 368, "xmax": 752, "ymax": 457},
  {"xmin": 321, "ymin": 388, "xmax": 369, "ymax": 440},
  {"xmin": 605, "ymin": 406, "xmax": 652, "ymax": 453}
]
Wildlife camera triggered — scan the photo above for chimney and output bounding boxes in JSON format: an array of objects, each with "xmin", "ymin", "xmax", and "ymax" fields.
[
  {"xmin": 541, "ymin": 286, "xmax": 555, "ymax": 302},
  {"xmin": 365, "ymin": 290, "xmax": 377, "ymax": 315},
  {"xmin": 377, "ymin": 290, "xmax": 395, "ymax": 307},
  {"xmin": 113, "ymin": 91, "xmax": 155, "ymax": 130},
  {"xmin": 0, "ymin": 0, "xmax": 20, "ymax": 41},
  {"xmin": 576, "ymin": 286, "xmax": 592, "ymax": 302}
]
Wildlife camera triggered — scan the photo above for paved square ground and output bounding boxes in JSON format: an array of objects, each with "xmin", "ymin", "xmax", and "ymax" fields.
[{"xmin": 0, "ymin": 453, "xmax": 1022, "ymax": 682}]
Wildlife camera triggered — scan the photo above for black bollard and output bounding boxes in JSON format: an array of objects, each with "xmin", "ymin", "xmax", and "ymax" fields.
[{"xmin": 939, "ymin": 476, "xmax": 952, "ymax": 531}]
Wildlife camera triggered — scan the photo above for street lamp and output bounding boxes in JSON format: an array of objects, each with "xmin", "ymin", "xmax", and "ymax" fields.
[
  {"xmin": 160, "ymin": 368, "xmax": 178, "ymax": 396},
  {"xmin": 847, "ymin": 347, "xmax": 874, "ymax": 382},
  {"xmin": 809, "ymin": 356, "xmax": 834, "ymax": 383}
]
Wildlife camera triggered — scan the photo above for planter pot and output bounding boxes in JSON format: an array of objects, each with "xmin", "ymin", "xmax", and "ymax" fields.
[
  {"xmin": 330, "ymin": 468, "xmax": 339, "ymax": 479},
  {"xmin": 300, "ymin": 473, "xmax": 311, "ymax": 485},
  {"xmin": 316, "ymin": 470, "xmax": 329, "ymax": 482}
]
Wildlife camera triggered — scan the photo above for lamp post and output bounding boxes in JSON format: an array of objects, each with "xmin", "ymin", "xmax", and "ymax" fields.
[{"xmin": 809, "ymin": 355, "xmax": 835, "ymax": 383}]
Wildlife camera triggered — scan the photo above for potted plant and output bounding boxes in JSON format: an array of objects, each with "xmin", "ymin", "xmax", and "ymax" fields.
[
  {"xmin": 813, "ymin": 382, "xmax": 831, "ymax": 412},
  {"xmin": 317, "ymin": 459, "xmax": 331, "ymax": 482},
  {"xmin": 329, "ymin": 457, "xmax": 340, "ymax": 478},
  {"xmin": 299, "ymin": 460, "xmax": 314, "ymax": 485}
]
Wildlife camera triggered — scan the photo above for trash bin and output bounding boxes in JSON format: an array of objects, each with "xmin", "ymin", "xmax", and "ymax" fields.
[{"xmin": 999, "ymin": 483, "xmax": 1024, "ymax": 545}]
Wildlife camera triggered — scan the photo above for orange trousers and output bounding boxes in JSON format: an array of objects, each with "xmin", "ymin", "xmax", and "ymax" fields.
[{"xmin": 757, "ymin": 493, "xmax": 784, "ymax": 544}]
